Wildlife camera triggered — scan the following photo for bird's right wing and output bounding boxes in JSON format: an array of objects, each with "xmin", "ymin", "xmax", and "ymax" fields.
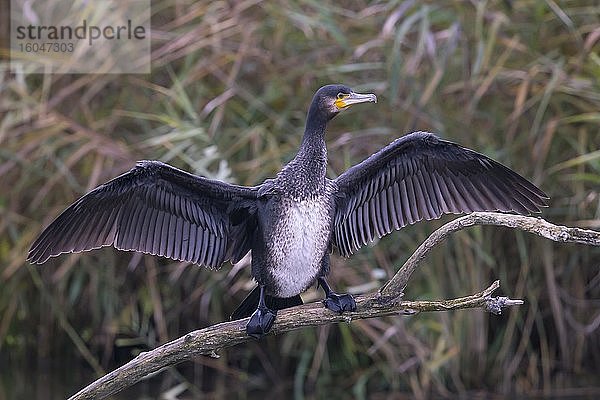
[
  {"xmin": 28, "ymin": 160, "xmax": 259, "ymax": 267},
  {"xmin": 332, "ymin": 132, "xmax": 548, "ymax": 257}
]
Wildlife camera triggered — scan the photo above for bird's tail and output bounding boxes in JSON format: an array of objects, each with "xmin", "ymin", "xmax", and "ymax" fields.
[{"xmin": 230, "ymin": 286, "xmax": 303, "ymax": 320}]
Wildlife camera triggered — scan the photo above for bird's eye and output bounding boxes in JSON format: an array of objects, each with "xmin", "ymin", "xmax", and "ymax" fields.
[{"xmin": 337, "ymin": 93, "xmax": 346, "ymax": 99}]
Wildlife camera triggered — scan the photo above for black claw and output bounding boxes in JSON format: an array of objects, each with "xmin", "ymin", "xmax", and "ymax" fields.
[
  {"xmin": 323, "ymin": 293, "xmax": 357, "ymax": 314},
  {"xmin": 246, "ymin": 306, "xmax": 277, "ymax": 339}
]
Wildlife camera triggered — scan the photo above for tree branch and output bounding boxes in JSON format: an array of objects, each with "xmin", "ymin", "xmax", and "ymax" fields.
[
  {"xmin": 68, "ymin": 213, "xmax": 600, "ymax": 400},
  {"xmin": 379, "ymin": 212, "xmax": 600, "ymax": 302}
]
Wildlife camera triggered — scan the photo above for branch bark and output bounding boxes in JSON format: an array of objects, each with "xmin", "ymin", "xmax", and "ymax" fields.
[
  {"xmin": 379, "ymin": 212, "xmax": 600, "ymax": 302},
  {"xmin": 68, "ymin": 213, "xmax": 600, "ymax": 400}
]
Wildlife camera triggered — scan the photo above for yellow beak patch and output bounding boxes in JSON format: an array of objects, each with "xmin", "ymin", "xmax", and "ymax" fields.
[{"xmin": 334, "ymin": 96, "xmax": 349, "ymax": 110}]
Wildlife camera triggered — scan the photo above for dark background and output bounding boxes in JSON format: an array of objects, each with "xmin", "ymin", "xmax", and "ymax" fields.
[{"xmin": 1, "ymin": 1, "xmax": 599, "ymax": 398}]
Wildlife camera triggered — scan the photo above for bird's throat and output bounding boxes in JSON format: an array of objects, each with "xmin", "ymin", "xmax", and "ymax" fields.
[
  {"xmin": 301, "ymin": 102, "xmax": 329, "ymax": 160},
  {"xmin": 277, "ymin": 100, "xmax": 332, "ymax": 198},
  {"xmin": 279, "ymin": 127, "xmax": 328, "ymax": 199}
]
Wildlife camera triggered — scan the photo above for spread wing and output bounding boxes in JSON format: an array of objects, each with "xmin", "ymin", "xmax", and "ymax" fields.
[
  {"xmin": 28, "ymin": 160, "xmax": 259, "ymax": 267},
  {"xmin": 332, "ymin": 131, "xmax": 548, "ymax": 256}
]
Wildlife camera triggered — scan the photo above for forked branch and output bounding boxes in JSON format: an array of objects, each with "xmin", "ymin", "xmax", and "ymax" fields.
[
  {"xmin": 69, "ymin": 212, "xmax": 600, "ymax": 400},
  {"xmin": 379, "ymin": 212, "xmax": 600, "ymax": 301}
]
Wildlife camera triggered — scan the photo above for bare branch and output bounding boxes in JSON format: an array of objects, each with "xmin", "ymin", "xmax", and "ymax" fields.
[
  {"xmin": 68, "ymin": 213, "xmax": 600, "ymax": 400},
  {"xmin": 379, "ymin": 212, "xmax": 600, "ymax": 302},
  {"xmin": 69, "ymin": 280, "xmax": 512, "ymax": 400}
]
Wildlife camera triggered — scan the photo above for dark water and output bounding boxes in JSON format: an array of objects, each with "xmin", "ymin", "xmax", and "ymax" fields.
[
  {"xmin": 0, "ymin": 357, "xmax": 157, "ymax": 400},
  {"xmin": 0, "ymin": 356, "xmax": 270, "ymax": 399},
  {"xmin": 1, "ymin": 359, "xmax": 86, "ymax": 400}
]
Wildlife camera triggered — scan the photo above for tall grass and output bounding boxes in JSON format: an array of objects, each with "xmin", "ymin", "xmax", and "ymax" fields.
[{"xmin": 1, "ymin": 1, "xmax": 599, "ymax": 398}]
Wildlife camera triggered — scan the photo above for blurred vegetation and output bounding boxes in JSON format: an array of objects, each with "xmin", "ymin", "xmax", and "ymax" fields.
[{"xmin": 1, "ymin": 0, "xmax": 600, "ymax": 398}]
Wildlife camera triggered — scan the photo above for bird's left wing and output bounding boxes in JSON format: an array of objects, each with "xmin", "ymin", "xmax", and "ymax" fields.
[
  {"xmin": 332, "ymin": 131, "xmax": 548, "ymax": 257},
  {"xmin": 28, "ymin": 160, "xmax": 259, "ymax": 267}
]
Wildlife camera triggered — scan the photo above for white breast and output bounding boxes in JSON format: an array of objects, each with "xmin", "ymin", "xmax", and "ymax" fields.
[{"xmin": 267, "ymin": 198, "xmax": 332, "ymax": 297}]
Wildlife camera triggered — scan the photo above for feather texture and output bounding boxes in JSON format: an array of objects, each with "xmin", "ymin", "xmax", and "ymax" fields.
[
  {"xmin": 333, "ymin": 132, "xmax": 548, "ymax": 256},
  {"xmin": 28, "ymin": 160, "xmax": 258, "ymax": 268}
]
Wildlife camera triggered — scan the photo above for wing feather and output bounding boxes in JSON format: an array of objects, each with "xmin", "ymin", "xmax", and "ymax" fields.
[
  {"xmin": 28, "ymin": 160, "xmax": 259, "ymax": 268},
  {"xmin": 387, "ymin": 185, "xmax": 400, "ymax": 230},
  {"xmin": 333, "ymin": 131, "xmax": 548, "ymax": 256}
]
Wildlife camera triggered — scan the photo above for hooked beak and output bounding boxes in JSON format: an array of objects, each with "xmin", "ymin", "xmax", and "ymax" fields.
[{"xmin": 335, "ymin": 92, "xmax": 377, "ymax": 109}]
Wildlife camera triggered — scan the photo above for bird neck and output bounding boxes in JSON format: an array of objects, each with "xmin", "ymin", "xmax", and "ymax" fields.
[
  {"xmin": 278, "ymin": 119, "xmax": 329, "ymax": 199},
  {"xmin": 299, "ymin": 101, "xmax": 331, "ymax": 163},
  {"xmin": 305, "ymin": 100, "xmax": 330, "ymax": 135},
  {"xmin": 297, "ymin": 102, "xmax": 329, "ymax": 162},
  {"xmin": 276, "ymin": 102, "xmax": 333, "ymax": 199},
  {"xmin": 299, "ymin": 127, "xmax": 326, "ymax": 158}
]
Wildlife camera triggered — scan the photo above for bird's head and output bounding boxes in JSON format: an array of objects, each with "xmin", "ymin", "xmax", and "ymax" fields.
[{"xmin": 309, "ymin": 84, "xmax": 377, "ymax": 122}]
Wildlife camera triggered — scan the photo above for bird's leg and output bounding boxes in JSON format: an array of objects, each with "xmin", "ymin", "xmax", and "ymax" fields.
[
  {"xmin": 246, "ymin": 285, "xmax": 277, "ymax": 339},
  {"xmin": 318, "ymin": 277, "xmax": 357, "ymax": 313}
]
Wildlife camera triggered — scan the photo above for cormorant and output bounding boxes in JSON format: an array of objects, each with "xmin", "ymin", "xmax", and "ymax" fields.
[{"xmin": 28, "ymin": 84, "xmax": 548, "ymax": 338}]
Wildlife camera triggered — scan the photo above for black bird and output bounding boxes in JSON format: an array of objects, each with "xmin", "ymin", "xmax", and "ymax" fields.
[{"xmin": 28, "ymin": 84, "xmax": 548, "ymax": 338}]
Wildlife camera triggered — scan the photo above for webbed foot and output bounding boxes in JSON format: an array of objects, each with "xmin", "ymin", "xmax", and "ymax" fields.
[
  {"xmin": 318, "ymin": 276, "xmax": 357, "ymax": 314},
  {"xmin": 246, "ymin": 306, "xmax": 277, "ymax": 338},
  {"xmin": 245, "ymin": 286, "xmax": 277, "ymax": 338},
  {"xmin": 323, "ymin": 293, "xmax": 357, "ymax": 313}
]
